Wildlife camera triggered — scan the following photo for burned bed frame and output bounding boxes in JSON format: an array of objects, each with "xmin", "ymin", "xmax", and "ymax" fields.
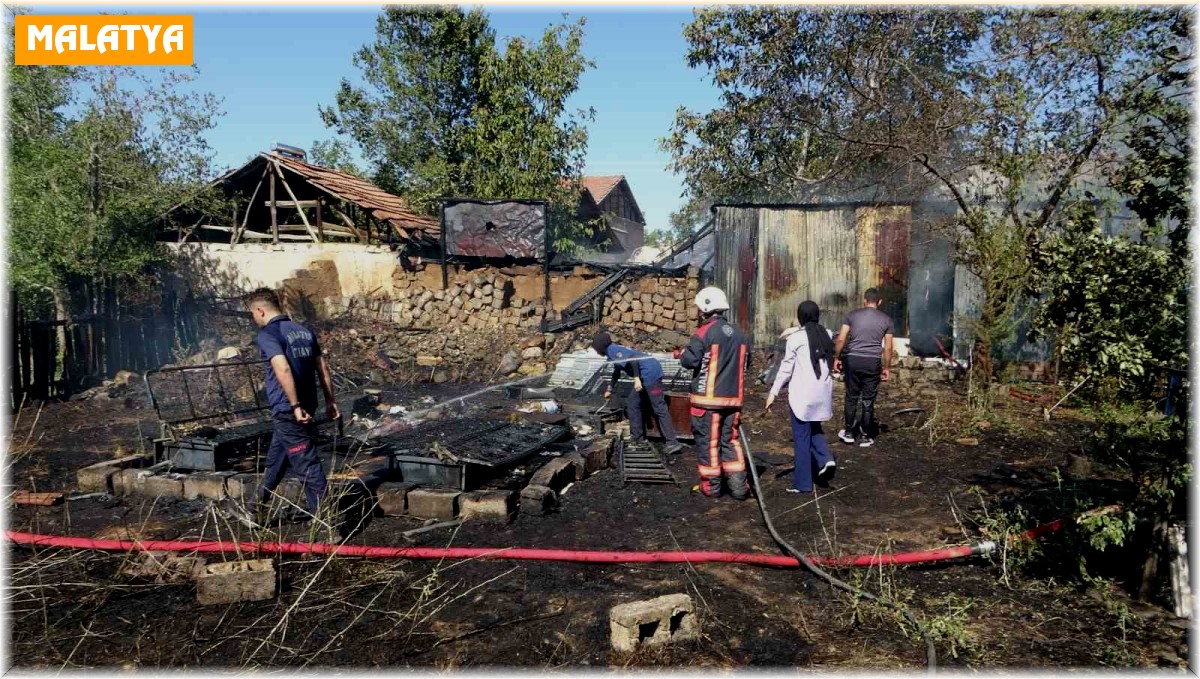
[{"xmin": 143, "ymin": 359, "xmax": 336, "ymax": 472}]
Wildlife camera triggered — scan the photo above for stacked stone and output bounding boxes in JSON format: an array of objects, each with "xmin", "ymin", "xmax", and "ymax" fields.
[
  {"xmin": 387, "ymin": 270, "xmax": 545, "ymax": 330},
  {"xmin": 600, "ymin": 267, "xmax": 700, "ymax": 334}
]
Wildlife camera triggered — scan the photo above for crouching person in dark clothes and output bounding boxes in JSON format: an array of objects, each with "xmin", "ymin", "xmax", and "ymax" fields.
[
  {"xmin": 242, "ymin": 288, "xmax": 340, "ymax": 523},
  {"xmin": 593, "ymin": 332, "xmax": 683, "ymax": 455}
]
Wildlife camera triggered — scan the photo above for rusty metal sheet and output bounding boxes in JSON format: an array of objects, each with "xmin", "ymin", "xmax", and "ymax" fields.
[
  {"xmin": 712, "ymin": 206, "xmax": 759, "ymax": 338},
  {"xmin": 804, "ymin": 207, "xmax": 858, "ymax": 333},
  {"xmin": 442, "ymin": 200, "xmax": 547, "ymax": 259},
  {"xmin": 856, "ymin": 205, "xmax": 911, "ymax": 336},
  {"xmin": 754, "ymin": 208, "xmax": 808, "ymax": 344}
]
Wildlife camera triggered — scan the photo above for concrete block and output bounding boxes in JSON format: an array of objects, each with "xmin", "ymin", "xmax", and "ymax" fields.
[
  {"xmin": 183, "ymin": 472, "xmax": 233, "ymax": 500},
  {"xmin": 139, "ymin": 473, "xmax": 186, "ymax": 499},
  {"xmin": 459, "ymin": 490, "xmax": 516, "ymax": 523},
  {"xmin": 529, "ymin": 458, "xmax": 577, "ymax": 492},
  {"xmin": 519, "ymin": 484, "xmax": 557, "ymax": 516},
  {"xmin": 77, "ymin": 454, "xmax": 150, "ymax": 493},
  {"xmin": 196, "ymin": 559, "xmax": 277, "ymax": 606},
  {"xmin": 581, "ymin": 438, "xmax": 614, "ymax": 476},
  {"xmin": 271, "ymin": 478, "xmax": 306, "ymax": 507},
  {"xmin": 406, "ymin": 488, "xmax": 460, "ymax": 520},
  {"xmin": 112, "ymin": 468, "xmax": 146, "ymax": 496},
  {"xmin": 375, "ymin": 482, "xmax": 415, "ymax": 516},
  {"xmin": 609, "ymin": 594, "xmax": 699, "ymax": 652},
  {"xmin": 561, "ymin": 452, "xmax": 585, "ymax": 481},
  {"xmin": 225, "ymin": 474, "xmax": 262, "ymax": 502}
]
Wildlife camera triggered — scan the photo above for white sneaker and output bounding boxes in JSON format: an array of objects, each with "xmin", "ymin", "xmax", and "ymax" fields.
[
  {"xmin": 838, "ymin": 430, "xmax": 855, "ymax": 444},
  {"xmin": 859, "ymin": 437, "xmax": 875, "ymax": 448}
]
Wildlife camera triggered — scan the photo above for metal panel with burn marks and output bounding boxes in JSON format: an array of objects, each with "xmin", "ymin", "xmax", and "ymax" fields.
[
  {"xmin": 754, "ymin": 208, "xmax": 808, "ymax": 342},
  {"xmin": 804, "ymin": 207, "xmax": 858, "ymax": 335},
  {"xmin": 712, "ymin": 206, "xmax": 759, "ymax": 339},
  {"xmin": 442, "ymin": 200, "xmax": 547, "ymax": 259}
]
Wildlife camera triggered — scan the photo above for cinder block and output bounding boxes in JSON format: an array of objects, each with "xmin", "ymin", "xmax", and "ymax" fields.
[
  {"xmin": 529, "ymin": 458, "xmax": 577, "ymax": 492},
  {"xmin": 112, "ymin": 468, "xmax": 147, "ymax": 496},
  {"xmin": 225, "ymin": 474, "xmax": 261, "ymax": 502},
  {"xmin": 519, "ymin": 484, "xmax": 557, "ymax": 516},
  {"xmin": 581, "ymin": 438, "xmax": 614, "ymax": 476},
  {"xmin": 406, "ymin": 488, "xmax": 460, "ymax": 520},
  {"xmin": 77, "ymin": 454, "xmax": 150, "ymax": 493},
  {"xmin": 459, "ymin": 490, "xmax": 516, "ymax": 523},
  {"xmin": 183, "ymin": 472, "xmax": 233, "ymax": 500},
  {"xmin": 561, "ymin": 452, "xmax": 585, "ymax": 481},
  {"xmin": 375, "ymin": 482, "xmax": 415, "ymax": 516},
  {"xmin": 139, "ymin": 473, "xmax": 186, "ymax": 499},
  {"xmin": 196, "ymin": 559, "xmax": 277, "ymax": 606},
  {"xmin": 270, "ymin": 478, "xmax": 306, "ymax": 507},
  {"xmin": 610, "ymin": 594, "xmax": 699, "ymax": 652}
]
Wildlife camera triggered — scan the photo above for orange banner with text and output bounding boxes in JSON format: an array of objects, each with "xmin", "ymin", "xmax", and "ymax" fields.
[{"xmin": 14, "ymin": 15, "xmax": 194, "ymax": 66}]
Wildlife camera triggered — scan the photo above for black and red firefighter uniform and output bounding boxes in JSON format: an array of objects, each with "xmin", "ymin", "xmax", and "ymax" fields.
[{"xmin": 675, "ymin": 286, "xmax": 752, "ymax": 500}]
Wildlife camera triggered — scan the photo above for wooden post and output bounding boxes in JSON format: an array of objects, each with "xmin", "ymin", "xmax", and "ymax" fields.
[
  {"xmin": 272, "ymin": 161, "xmax": 319, "ymax": 242},
  {"xmin": 235, "ymin": 166, "xmax": 269, "ymax": 245},
  {"xmin": 270, "ymin": 166, "xmax": 279, "ymax": 245},
  {"xmin": 439, "ymin": 202, "xmax": 449, "ymax": 290},
  {"xmin": 316, "ymin": 197, "xmax": 324, "ymax": 242}
]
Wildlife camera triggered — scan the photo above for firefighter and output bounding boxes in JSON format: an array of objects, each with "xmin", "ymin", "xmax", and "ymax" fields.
[
  {"xmin": 675, "ymin": 286, "xmax": 752, "ymax": 500},
  {"xmin": 593, "ymin": 331, "xmax": 683, "ymax": 455}
]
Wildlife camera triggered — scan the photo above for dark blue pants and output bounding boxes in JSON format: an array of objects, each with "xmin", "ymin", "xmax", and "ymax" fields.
[
  {"xmin": 627, "ymin": 379, "xmax": 678, "ymax": 445},
  {"xmin": 789, "ymin": 411, "xmax": 835, "ymax": 493},
  {"xmin": 255, "ymin": 418, "xmax": 326, "ymax": 514}
]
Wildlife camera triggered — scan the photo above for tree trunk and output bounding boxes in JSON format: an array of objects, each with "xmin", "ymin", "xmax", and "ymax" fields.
[{"xmin": 52, "ymin": 288, "xmax": 69, "ymax": 393}]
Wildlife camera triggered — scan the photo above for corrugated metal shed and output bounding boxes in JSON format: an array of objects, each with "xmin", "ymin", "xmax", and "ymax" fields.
[{"xmin": 712, "ymin": 204, "xmax": 912, "ymax": 347}]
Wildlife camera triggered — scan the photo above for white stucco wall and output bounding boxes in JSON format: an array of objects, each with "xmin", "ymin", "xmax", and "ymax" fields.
[{"xmin": 167, "ymin": 242, "xmax": 399, "ymax": 299}]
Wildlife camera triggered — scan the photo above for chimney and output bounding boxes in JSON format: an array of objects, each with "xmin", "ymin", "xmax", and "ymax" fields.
[{"xmin": 272, "ymin": 143, "xmax": 306, "ymax": 161}]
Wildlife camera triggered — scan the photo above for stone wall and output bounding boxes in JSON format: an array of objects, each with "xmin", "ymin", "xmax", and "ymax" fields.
[{"xmin": 598, "ymin": 268, "xmax": 700, "ymax": 335}]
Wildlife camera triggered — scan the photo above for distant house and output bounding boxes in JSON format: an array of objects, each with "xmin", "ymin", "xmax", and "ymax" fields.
[{"xmin": 574, "ymin": 175, "xmax": 646, "ymax": 261}]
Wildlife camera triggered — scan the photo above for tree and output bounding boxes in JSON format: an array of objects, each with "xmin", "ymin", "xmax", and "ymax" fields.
[
  {"xmin": 665, "ymin": 8, "xmax": 1192, "ymax": 392},
  {"xmin": 309, "ymin": 138, "xmax": 365, "ymax": 177},
  {"xmin": 320, "ymin": 7, "xmax": 596, "ymax": 252},
  {"xmin": 6, "ymin": 5, "xmax": 225, "ymax": 344}
]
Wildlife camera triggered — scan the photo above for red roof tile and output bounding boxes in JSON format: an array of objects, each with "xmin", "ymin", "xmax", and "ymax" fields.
[{"xmin": 266, "ymin": 152, "xmax": 437, "ymax": 237}]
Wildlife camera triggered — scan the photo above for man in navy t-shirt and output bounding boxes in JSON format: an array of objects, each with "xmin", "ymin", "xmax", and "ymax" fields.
[
  {"xmin": 593, "ymin": 331, "xmax": 682, "ymax": 455},
  {"xmin": 243, "ymin": 288, "xmax": 340, "ymax": 521}
]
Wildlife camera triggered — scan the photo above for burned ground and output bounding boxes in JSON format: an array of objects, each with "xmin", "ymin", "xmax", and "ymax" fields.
[{"xmin": 5, "ymin": 356, "xmax": 1190, "ymax": 670}]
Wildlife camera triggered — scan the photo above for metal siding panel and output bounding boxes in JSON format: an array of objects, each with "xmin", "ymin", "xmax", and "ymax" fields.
[
  {"xmin": 907, "ymin": 212, "xmax": 955, "ymax": 357},
  {"xmin": 755, "ymin": 208, "xmax": 808, "ymax": 346},
  {"xmin": 875, "ymin": 206, "xmax": 912, "ymax": 336},
  {"xmin": 805, "ymin": 208, "xmax": 858, "ymax": 331},
  {"xmin": 953, "ymin": 263, "xmax": 983, "ymax": 363},
  {"xmin": 712, "ymin": 207, "xmax": 758, "ymax": 339}
]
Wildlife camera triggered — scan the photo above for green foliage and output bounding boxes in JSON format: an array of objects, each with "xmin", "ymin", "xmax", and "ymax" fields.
[
  {"xmin": 6, "ymin": 8, "xmax": 225, "ymax": 307},
  {"xmin": 1032, "ymin": 208, "xmax": 1188, "ymax": 390},
  {"xmin": 320, "ymin": 7, "xmax": 596, "ymax": 252},
  {"xmin": 666, "ymin": 8, "xmax": 1192, "ymax": 389},
  {"xmin": 309, "ymin": 138, "xmax": 365, "ymax": 177}
]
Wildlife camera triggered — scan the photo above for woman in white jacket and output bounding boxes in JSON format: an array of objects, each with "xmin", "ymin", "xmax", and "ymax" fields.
[{"xmin": 765, "ymin": 300, "xmax": 837, "ymax": 493}]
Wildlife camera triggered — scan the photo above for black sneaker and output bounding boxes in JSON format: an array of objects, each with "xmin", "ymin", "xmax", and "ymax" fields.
[
  {"xmin": 837, "ymin": 429, "xmax": 856, "ymax": 445},
  {"xmin": 817, "ymin": 460, "xmax": 837, "ymax": 481}
]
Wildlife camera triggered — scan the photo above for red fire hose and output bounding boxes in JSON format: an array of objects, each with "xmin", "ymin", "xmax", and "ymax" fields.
[{"xmin": 4, "ymin": 520, "xmax": 1060, "ymax": 568}]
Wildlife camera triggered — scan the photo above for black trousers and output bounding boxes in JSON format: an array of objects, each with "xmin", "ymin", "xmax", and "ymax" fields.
[
  {"xmin": 627, "ymin": 379, "xmax": 678, "ymax": 445},
  {"xmin": 844, "ymin": 355, "xmax": 883, "ymax": 438},
  {"xmin": 255, "ymin": 418, "xmax": 326, "ymax": 514}
]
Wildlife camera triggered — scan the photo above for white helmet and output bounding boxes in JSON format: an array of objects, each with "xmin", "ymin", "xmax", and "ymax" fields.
[{"xmin": 695, "ymin": 286, "xmax": 730, "ymax": 314}]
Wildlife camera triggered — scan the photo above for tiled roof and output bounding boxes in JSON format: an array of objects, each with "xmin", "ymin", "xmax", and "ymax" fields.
[
  {"xmin": 265, "ymin": 152, "xmax": 437, "ymax": 239},
  {"xmin": 581, "ymin": 175, "xmax": 625, "ymax": 204}
]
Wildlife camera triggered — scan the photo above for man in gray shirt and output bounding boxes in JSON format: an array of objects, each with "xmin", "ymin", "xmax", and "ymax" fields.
[{"xmin": 832, "ymin": 288, "xmax": 894, "ymax": 447}]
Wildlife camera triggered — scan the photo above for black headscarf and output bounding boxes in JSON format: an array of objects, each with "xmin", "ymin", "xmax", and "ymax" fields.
[{"xmin": 798, "ymin": 301, "xmax": 835, "ymax": 379}]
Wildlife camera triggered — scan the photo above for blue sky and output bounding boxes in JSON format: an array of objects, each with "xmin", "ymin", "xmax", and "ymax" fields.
[{"xmin": 37, "ymin": 6, "xmax": 721, "ymax": 233}]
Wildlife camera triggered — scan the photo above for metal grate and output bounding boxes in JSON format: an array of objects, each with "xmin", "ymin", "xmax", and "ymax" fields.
[
  {"xmin": 145, "ymin": 360, "xmax": 269, "ymax": 427},
  {"xmin": 618, "ymin": 438, "xmax": 676, "ymax": 484},
  {"xmin": 444, "ymin": 422, "xmax": 570, "ymax": 467}
]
